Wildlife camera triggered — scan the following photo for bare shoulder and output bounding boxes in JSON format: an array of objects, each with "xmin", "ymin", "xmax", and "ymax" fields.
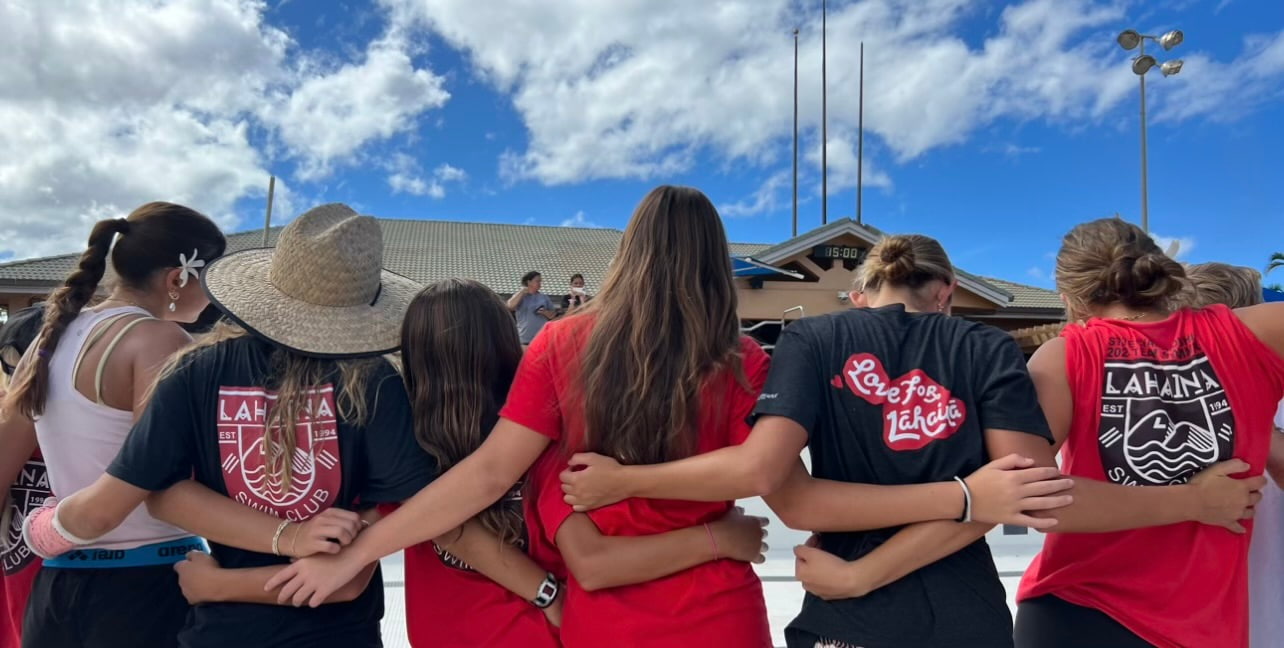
[
  {"xmin": 1028, "ymin": 336, "xmax": 1068, "ymax": 376},
  {"xmin": 1235, "ymin": 303, "xmax": 1284, "ymax": 358},
  {"xmin": 122, "ymin": 319, "xmax": 194, "ymax": 362}
]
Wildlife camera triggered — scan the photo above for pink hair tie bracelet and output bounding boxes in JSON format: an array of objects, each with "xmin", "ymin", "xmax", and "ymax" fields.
[{"xmin": 22, "ymin": 498, "xmax": 96, "ymax": 559}]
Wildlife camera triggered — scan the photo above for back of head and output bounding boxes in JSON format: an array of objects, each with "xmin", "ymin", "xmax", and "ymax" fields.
[
  {"xmin": 580, "ymin": 185, "xmax": 742, "ymax": 464},
  {"xmin": 1056, "ymin": 218, "xmax": 1185, "ymax": 319},
  {"xmin": 0, "ymin": 306, "xmax": 44, "ymax": 357},
  {"xmin": 858, "ymin": 234, "xmax": 954, "ymax": 294},
  {"xmin": 401, "ymin": 278, "xmax": 524, "ymax": 543},
  {"xmin": 0, "ymin": 306, "xmax": 44, "ymax": 379},
  {"xmin": 4, "ymin": 202, "xmax": 226, "ymax": 419},
  {"xmin": 1182, "ymin": 262, "xmax": 1263, "ymax": 309}
]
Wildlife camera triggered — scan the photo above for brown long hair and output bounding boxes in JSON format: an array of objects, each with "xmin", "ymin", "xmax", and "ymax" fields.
[
  {"xmin": 4, "ymin": 202, "xmax": 225, "ymax": 419},
  {"xmin": 147, "ymin": 320, "xmax": 382, "ymax": 492},
  {"xmin": 1056, "ymin": 218, "xmax": 1185, "ymax": 320},
  {"xmin": 401, "ymin": 279, "xmax": 525, "ymax": 544},
  {"xmin": 576, "ymin": 185, "xmax": 743, "ymax": 465}
]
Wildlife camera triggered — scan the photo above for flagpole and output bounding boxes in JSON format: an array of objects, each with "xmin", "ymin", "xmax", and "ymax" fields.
[
  {"xmin": 792, "ymin": 27, "xmax": 799, "ymax": 237},
  {"xmin": 263, "ymin": 175, "xmax": 275, "ymax": 246},
  {"xmin": 856, "ymin": 42, "xmax": 864, "ymax": 225},
  {"xmin": 821, "ymin": 0, "xmax": 828, "ymax": 225}
]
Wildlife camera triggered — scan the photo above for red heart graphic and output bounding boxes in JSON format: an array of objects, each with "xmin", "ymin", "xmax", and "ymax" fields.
[{"xmin": 837, "ymin": 353, "xmax": 968, "ymax": 451}]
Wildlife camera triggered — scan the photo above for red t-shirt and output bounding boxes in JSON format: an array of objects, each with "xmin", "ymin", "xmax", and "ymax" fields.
[
  {"xmin": 1018, "ymin": 306, "xmax": 1284, "ymax": 648},
  {"xmin": 377, "ymin": 500, "xmax": 561, "ymax": 648},
  {"xmin": 1, "ymin": 451, "xmax": 48, "ymax": 648},
  {"xmin": 500, "ymin": 316, "xmax": 772, "ymax": 648}
]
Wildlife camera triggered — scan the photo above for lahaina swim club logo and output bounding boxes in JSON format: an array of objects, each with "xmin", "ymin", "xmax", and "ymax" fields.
[{"xmin": 217, "ymin": 386, "xmax": 342, "ymax": 521}]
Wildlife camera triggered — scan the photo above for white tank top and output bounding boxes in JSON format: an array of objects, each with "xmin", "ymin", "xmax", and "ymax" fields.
[{"xmin": 33, "ymin": 306, "xmax": 189, "ymax": 550}]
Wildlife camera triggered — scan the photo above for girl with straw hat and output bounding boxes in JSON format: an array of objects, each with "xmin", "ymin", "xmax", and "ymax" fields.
[{"xmin": 17, "ymin": 204, "xmax": 532, "ymax": 648}]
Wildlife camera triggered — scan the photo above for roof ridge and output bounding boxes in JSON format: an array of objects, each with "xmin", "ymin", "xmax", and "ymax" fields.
[
  {"xmin": 371, "ymin": 217, "xmax": 624, "ymax": 234},
  {"xmin": 983, "ymin": 276, "xmax": 1058, "ymax": 293},
  {"xmin": 0, "ymin": 255, "xmax": 69, "ymax": 269}
]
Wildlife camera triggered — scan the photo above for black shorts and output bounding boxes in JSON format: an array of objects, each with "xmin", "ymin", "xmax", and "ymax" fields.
[
  {"xmin": 22, "ymin": 564, "xmax": 189, "ymax": 648},
  {"xmin": 1014, "ymin": 595, "xmax": 1156, "ymax": 648}
]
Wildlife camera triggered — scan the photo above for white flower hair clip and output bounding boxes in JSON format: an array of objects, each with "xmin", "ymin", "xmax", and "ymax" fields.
[{"xmin": 177, "ymin": 249, "xmax": 205, "ymax": 287}]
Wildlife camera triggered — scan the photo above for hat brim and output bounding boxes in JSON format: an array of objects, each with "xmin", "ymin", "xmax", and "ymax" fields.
[{"xmin": 202, "ymin": 248, "xmax": 421, "ymax": 359}]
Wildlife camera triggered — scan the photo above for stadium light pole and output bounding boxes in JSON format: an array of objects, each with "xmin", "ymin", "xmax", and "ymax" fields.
[{"xmin": 1117, "ymin": 28, "xmax": 1184, "ymax": 234}]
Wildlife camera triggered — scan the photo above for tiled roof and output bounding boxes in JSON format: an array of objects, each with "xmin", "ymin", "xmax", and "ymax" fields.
[
  {"xmin": 981, "ymin": 277, "xmax": 1065, "ymax": 311},
  {"xmin": 0, "ymin": 227, "xmax": 285, "ymax": 284},
  {"xmin": 0, "ymin": 218, "xmax": 1060, "ymax": 310},
  {"xmin": 0, "ymin": 220, "xmax": 774, "ymax": 296}
]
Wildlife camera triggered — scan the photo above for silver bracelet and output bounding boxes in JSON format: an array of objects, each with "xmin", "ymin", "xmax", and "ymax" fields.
[
  {"xmin": 271, "ymin": 519, "xmax": 291, "ymax": 557},
  {"xmin": 532, "ymin": 573, "xmax": 560, "ymax": 609},
  {"xmin": 953, "ymin": 476, "xmax": 973, "ymax": 523}
]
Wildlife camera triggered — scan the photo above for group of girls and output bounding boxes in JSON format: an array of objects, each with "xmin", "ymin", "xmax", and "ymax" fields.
[{"xmin": 0, "ymin": 186, "xmax": 1280, "ymax": 648}]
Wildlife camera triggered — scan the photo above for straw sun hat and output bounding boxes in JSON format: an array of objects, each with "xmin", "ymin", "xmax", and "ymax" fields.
[{"xmin": 202, "ymin": 203, "xmax": 420, "ymax": 358}]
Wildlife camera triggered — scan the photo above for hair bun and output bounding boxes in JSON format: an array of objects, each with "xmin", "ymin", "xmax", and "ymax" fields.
[
  {"xmin": 877, "ymin": 236, "xmax": 917, "ymax": 283},
  {"xmin": 1131, "ymin": 252, "xmax": 1183, "ymax": 302}
]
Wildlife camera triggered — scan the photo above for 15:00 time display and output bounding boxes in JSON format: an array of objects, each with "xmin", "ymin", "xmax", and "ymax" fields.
[{"xmin": 812, "ymin": 245, "xmax": 866, "ymax": 260}]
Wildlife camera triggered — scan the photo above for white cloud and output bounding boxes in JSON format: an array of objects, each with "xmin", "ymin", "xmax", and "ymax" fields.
[
  {"xmin": 386, "ymin": 0, "xmax": 1283, "ymax": 190},
  {"xmin": 1151, "ymin": 233, "xmax": 1196, "ymax": 259},
  {"xmin": 1151, "ymin": 30, "xmax": 1284, "ymax": 124},
  {"xmin": 267, "ymin": 36, "xmax": 450, "ymax": 180},
  {"xmin": 386, "ymin": 155, "xmax": 467, "ymax": 198},
  {"xmin": 984, "ymin": 143, "xmax": 1043, "ymax": 157},
  {"xmin": 805, "ymin": 131, "xmax": 894, "ymax": 195},
  {"xmin": 433, "ymin": 164, "xmax": 467, "ymax": 183},
  {"xmin": 383, "ymin": 0, "xmax": 1141, "ymax": 186},
  {"xmin": 0, "ymin": 0, "xmax": 449, "ymax": 260},
  {"xmin": 560, "ymin": 211, "xmax": 602, "ymax": 228},
  {"xmin": 720, "ymin": 171, "xmax": 793, "ymax": 219}
]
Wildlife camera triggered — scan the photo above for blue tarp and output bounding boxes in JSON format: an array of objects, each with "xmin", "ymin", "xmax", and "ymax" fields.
[
  {"xmin": 1264, "ymin": 288, "xmax": 1284, "ymax": 303},
  {"xmin": 732, "ymin": 256, "xmax": 804, "ymax": 279}
]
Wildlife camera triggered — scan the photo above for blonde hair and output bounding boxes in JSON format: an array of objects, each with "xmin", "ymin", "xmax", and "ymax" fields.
[
  {"xmin": 1055, "ymin": 218, "xmax": 1185, "ymax": 319},
  {"xmin": 858, "ymin": 234, "xmax": 953, "ymax": 295},
  {"xmin": 1182, "ymin": 263, "xmax": 1263, "ymax": 309},
  {"xmin": 147, "ymin": 320, "xmax": 381, "ymax": 490}
]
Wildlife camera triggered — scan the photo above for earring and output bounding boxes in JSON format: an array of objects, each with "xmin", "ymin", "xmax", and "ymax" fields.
[
  {"xmin": 936, "ymin": 302, "xmax": 945, "ymax": 312},
  {"xmin": 168, "ymin": 291, "xmax": 179, "ymax": 313}
]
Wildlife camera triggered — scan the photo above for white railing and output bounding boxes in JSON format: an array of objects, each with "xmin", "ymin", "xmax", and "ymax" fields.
[{"xmin": 742, "ymin": 305, "xmax": 805, "ymax": 351}]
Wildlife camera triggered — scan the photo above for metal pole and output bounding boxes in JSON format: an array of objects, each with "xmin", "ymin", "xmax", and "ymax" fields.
[
  {"xmin": 263, "ymin": 175, "xmax": 275, "ymax": 246},
  {"xmin": 1138, "ymin": 40, "xmax": 1149, "ymax": 234},
  {"xmin": 857, "ymin": 41, "xmax": 864, "ymax": 226},
  {"xmin": 793, "ymin": 28, "xmax": 799, "ymax": 237},
  {"xmin": 821, "ymin": 0, "xmax": 827, "ymax": 225}
]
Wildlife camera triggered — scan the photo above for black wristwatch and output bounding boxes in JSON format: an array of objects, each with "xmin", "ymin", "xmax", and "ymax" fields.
[{"xmin": 532, "ymin": 573, "xmax": 560, "ymax": 609}]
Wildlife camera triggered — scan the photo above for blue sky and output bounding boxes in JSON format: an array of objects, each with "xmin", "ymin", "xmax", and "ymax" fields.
[{"xmin": 2, "ymin": 0, "xmax": 1281, "ymax": 289}]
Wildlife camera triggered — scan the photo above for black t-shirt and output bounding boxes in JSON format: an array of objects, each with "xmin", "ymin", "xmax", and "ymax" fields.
[
  {"xmin": 108, "ymin": 336, "xmax": 435, "ymax": 648},
  {"xmin": 754, "ymin": 305, "xmax": 1052, "ymax": 648}
]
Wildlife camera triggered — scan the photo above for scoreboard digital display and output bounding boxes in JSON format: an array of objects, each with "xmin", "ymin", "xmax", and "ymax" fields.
[{"xmin": 812, "ymin": 245, "xmax": 866, "ymax": 261}]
